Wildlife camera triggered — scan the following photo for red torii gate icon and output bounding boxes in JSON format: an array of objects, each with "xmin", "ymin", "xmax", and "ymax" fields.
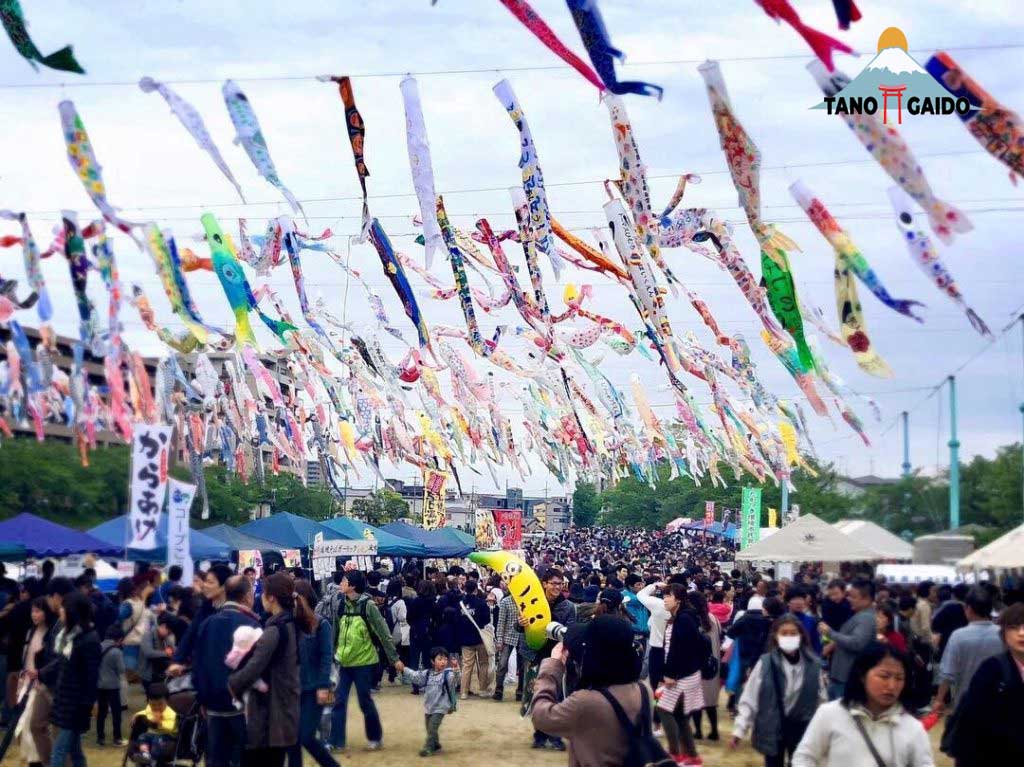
[{"xmin": 878, "ymin": 84, "xmax": 907, "ymax": 125}]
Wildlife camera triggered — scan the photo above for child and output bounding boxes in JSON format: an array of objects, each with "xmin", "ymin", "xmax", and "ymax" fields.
[
  {"xmin": 97, "ymin": 624, "xmax": 127, "ymax": 746},
  {"xmin": 129, "ymin": 683, "xmax": 178, "ymax": 765},
  {"xmin": 399, "ymin": 647, "xmax": 461, "ymax": 757},
  {"xmin": 224, "ymin": 624, "xmax": 267, "ymax": 709}
]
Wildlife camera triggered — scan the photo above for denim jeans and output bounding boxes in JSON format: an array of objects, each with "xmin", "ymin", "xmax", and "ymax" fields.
[
  {"xmin": 205, "ymin": 712, "xmax": 247, "ymax": 767},
  {"xmin": 50, "ymin": 727, "xmax": 85, "ymax": 767},
  {"xmin": 287, "ymin": 691, "xmax": 338, "ymax": 767},
  {"xmin": 329, "ymin": 664, "xmax": 382, "ymax": 748}
]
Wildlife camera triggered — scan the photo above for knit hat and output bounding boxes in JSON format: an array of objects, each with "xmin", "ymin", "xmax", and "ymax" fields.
[
  {"xmin": 487, "ymin": 587, "xmax": 503, "ymax": 603},
  {"xmin": 747, "ymin": 595, "xmax": 765, "ymax": 612}
]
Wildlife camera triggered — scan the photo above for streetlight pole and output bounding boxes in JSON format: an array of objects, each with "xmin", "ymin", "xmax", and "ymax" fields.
[
  {"xmin": 901, "ymin": 411, "xmax": 911, "ymax": 479},
  {"xmin": 1018, "ymin": 314, "xmax": 1024, "ymax": 523},
  {"xmin": 948, "ymin": 376, "xmax": 960, "ymax": 530}
]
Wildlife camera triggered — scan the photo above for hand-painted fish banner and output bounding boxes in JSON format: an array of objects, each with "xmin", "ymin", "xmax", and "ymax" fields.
[
  {"xmin": 139, "ymin": 76, "xmax": 245, "ymax": 202},
  {"xmin": 1, "ymin": 0, "xmax": 83, "ymax": 73},
  {"xmin": 0, "ymin": 210, "xmax": 51, "ymax": 324},
  {"xmin": 222, "ymin": 80, "xmax": 304, "ymax": 219},
  {"xmin": 497, "ymin": 0, "xmax": 605, "ymax": 91},
  {"xmin": 319, "ymin": 75, "xmax": 372, "ymax": 241},
  {"xmin": 367, "ymin": 218, "xmax": 432, "ymax": 352},
  {"xmin": 58, "ymin": 101, "xmax": 141, "ymax": 244},
  {"xmin": 565, "ymin": 0, "xmax": 662, "ymax": 98},
  {"xmin": 400, "ymin": 76, "xmax": 445, "ymax": 268}
]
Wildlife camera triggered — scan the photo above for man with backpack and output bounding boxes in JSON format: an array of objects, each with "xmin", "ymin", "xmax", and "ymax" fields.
[{"xmin": 326, "ymin": 571, "xmax": 402, "ymax": 752}]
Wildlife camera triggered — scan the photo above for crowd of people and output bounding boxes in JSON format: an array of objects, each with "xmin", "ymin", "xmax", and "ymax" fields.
[{"xmin": 0, "ymin": 526, "xmax": 1022, "ymax": 767}]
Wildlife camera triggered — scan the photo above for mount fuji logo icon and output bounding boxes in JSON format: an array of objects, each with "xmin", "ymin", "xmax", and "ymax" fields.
[{"xmin": 812, "ymin": 27, "xmax": 975, "ymax": 124}]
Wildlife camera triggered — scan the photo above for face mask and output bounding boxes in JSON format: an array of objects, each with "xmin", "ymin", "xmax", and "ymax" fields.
[{"xmin": 777, "ymin": 636, "xmax": 801, "ymax": 654}]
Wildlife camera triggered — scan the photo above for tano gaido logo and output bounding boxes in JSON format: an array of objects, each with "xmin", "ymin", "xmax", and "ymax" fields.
[{"xmin": 812, "ymin": 27, "xmax": 976, "ymax": 125}]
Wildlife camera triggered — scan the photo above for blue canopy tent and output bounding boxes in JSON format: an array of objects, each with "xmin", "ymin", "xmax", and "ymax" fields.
[
  {"xmin": 320, "ymin": 517, "xmax": 427, "ymax": 557},
  {"xmin": 200, "ymin": 524, "xmax": 284, "ymax": 553},
  {"xmin": 237, "ymin": 512, "xmax": 346, "ymax": 550},
  {"xmin": 88, "ymin": 515, "xmax": 231, "ymax": 562},
  {"xmin": 0, "ymin": 513, "xmax": 122, "ymax": 558},
  {"xmin": 0, "ymin": 542, "xmax": 26, "ymax": 562},
  {"xmin": 434, "ymin": 527, "xmax": 476, "ymax": 556},
  {"xmin": 379, "ymin": 521, "xmax": 474, "ymax": 558}
]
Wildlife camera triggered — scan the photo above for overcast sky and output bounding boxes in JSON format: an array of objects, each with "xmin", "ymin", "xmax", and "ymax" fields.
[{"xmin": 1, "ymin": 1, "xmax": 1022, "ymax": 498}]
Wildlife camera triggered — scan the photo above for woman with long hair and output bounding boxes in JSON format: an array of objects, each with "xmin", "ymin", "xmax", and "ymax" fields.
[
  {"xmin": 875, "ymin": 605, "xmax": 907, "ymax": 653},
  {"xmin": 407, "ymin": 580, "xmax": 437, "ymax": 694},
  {"xmin": 687, "ymin": 591, "xmax": 722, "ymax": 741},
  {"xmin": 47, "ymin": 591, "xmax": 102, "ymax": 767},
  {"xmin": 287, "ymin": 580, "xmax": 338, "ymax": 767},
  {"xmin": 385, "ymin": 578, "xmax": 411, "ymax": 682},
  {"xmin": 731, "ymin": 615, "xmax": 825, "ymax": 767},
  {"xmin": 116, "ymin": 576, "xmax": 152, "ymax": 673},
  {"xmin": 792, "ymin": 642, "xmax": 933, "ymax": 766},
  {"xmin": 658, "ymin": 583, "xmax": 705, "ymax": 766},
  {"xmin": 17, "ymin": 595, "xmax": 56, "ymax": 764}
]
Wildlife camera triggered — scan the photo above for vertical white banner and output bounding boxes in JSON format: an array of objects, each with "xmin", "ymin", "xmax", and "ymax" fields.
[
  {"xmin": 128, "ymin": 424, "xmax": 172, "ymax": 550},
  {"xmin": 167, "ymin": 479, "xmax": 196, "ymax": 584}
]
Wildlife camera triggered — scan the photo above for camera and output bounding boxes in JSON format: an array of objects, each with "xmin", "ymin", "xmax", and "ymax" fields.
[{"xmin": 545, "ymin": 621, "xmax": 567, "ymax": 642}]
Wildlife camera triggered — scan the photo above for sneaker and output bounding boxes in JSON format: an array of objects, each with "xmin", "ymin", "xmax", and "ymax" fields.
[
  {"xmin": 545, "ymin": 739, "xmax": 567, "ymax": 751},
  {"xmin": 677, "ymin": 757, "xmax": 703, "ymax": 766},
  {"xmin": 114, "ymin": 739, "xmax": 128, "ymax": 746},
  {"xmin": 459, "ymin": 694, "xmax": 468, "ymax": 701},
  {"xmin": 707, "ymin": 732, "xmax": 719, "ymax": 742},
  {"xmin": 491, "ymin": 691, "xmax": 503, "ymax": 701},
  {"xmin": 96, "ymin": 739, "xmax": 106, "ymax": 747},
  {"xmin": 418, "ymin": 747, "xmax": 437, "ymax": 757},
  {"xmin": 531, "ymin": 739, "xmax": 546, "ymax": 750},
  {"xmin": 367, "ymin": 741, "xmax": 383, "ymax": 751}
]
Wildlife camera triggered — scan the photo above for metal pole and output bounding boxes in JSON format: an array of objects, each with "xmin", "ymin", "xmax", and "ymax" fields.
[
  {"xmin": 780, "ymin": 479, "xmax": 789, "ymax": 524},
  {"xmin": 948, "ymin": 376, "xmax": 960, "ymax": 530},
  {"xmin": 901, "ymin": 411, "xmax": 911, "ymax": 478}
]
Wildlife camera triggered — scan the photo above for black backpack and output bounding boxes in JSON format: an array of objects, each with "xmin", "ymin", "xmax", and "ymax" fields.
[{"xmin": 597, "ymin": 685, "xmax": 675, "ymax": 767}]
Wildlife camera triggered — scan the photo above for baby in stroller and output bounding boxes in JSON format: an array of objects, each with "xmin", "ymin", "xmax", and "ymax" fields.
[{"xmin": 125, "ymin": 684, "xmax": 178, "ymax": 766}]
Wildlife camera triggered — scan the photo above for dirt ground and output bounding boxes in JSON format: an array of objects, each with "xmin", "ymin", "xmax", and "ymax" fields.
[{"xmin": 1, "ymin": 682, "xmax": 953, "ymax": 767}]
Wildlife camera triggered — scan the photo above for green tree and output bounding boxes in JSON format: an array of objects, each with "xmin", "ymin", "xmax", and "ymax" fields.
[
  {"xmin": 571, "ymin": 482, "xmax": 601, "ymax": 527},
  {"xmin": 351, "ymin": 489, "xmax": 409, "ymax": 527}
]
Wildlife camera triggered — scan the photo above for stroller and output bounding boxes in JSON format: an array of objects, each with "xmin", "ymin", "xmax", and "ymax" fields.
[{"xmin": 122, "ymin": 682, "xmax": 204, "ymax": 767}]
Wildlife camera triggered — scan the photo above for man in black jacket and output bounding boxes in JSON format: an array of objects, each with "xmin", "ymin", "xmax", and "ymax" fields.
[
  {"xmin": 725, "ymin": 595, "xmax": 771, "ymax": 710},
  {"xmin": 193, "ymin": 575, "xmax": 259, "ymax": 767}
]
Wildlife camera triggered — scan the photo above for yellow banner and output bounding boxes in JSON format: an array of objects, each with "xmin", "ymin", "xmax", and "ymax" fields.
[{"xmin": 422, "ymin": 468, "xmax": 448, "ymax": 530}]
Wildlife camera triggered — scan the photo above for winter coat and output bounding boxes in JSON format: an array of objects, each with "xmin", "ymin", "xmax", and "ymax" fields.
[
  {"xmin": 97, "ymin": 639, "xmax": 126, "ymax": 690},
  {"xmin": 455, "ymin": 594, "xmax": 490, "ymax": 648},
  {"xmin": 791, "ymin": 700, "xmax": 934, "ymax": 767},
  {"xmin": 228, "ymin": 610, "xmax": 300, "ymax": 750},
  {"xmin": 945, "ymin": 651, "xmax": 1024, "ymax": 767},
  {"xmin": 407, "ymin": 595, "xmax": 435, "ymax": 645},
  {"xmin": 299, "ymin": 616, "xmax": 333, "ymax": 692},
  {"xmin": 49, "ymin": 627, "xmax": 102, "ymax": 733},
  {"xmin": 727, "ymin": 609, "xmax": 771, "ymax": 668},
  {"xmin": 334, "ymin": 593, "xmax": 398, "ymax": 668},
  {"xmin": 192, "ymin": 602, "xmax": 260, "ymax": 713},
  {"xmin": 138, "ymin": 624, "xmax": 172, "ymax": 683}
]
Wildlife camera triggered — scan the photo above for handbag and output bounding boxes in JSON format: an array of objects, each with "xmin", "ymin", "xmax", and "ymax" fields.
[{"xmin": 460, "ymin": 600, "xmax": 496, "ymax": 656}]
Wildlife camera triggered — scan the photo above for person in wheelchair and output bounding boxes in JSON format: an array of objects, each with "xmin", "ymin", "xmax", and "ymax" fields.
[{"xmin": 126, "ymin": 683, "xmax": 178, "ymax": 765}]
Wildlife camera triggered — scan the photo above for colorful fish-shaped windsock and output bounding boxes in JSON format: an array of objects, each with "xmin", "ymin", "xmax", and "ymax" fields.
[
  {"xmin": 367, "ymin": 218, "xmax": 432, "ymax": 352},
  {"xmin": 201, "ymin": 212, "xmax": 296, "ymax": 348},
  {"xmin": 60, "ymin": 211, "xmax": 95, "ymax": 345},
  {"xmin": 565, "ymin": 0, "xmax": 662, "ymax": 98},
  {"xmin": 697, "ymin": 60, "xmax": 798, "ymax": 262},
  {"xmin": 400, "ymin": 76, "xmax": 444, "ymax": 268},
  {"xmin": 754, "ymin": 0, "xmax": 851, "ymax": 72},
  {"xmin": 0, "ymin": 211, "xmax": 51, "ymax": 324},
  {"xmin": 58, "ymin": 101, "xmax": 141, "ymax": 243},
  {"xmin": 604, "ymin": 94, "xmax": 680, "ymax": 292},
  {"xmin": 790, "ymin": 180, "xmax": 924, "ymax": 323},
  {"xmin": 493, "ymin": 79, "xmax": 563, "ymax": 278},
  {"xmin": 926, "ymin": 52, "xmax": 1024, "ymax": 185},
  {"xmin": 888, "ymin": 186, "xmax": 991, "ymax": 337},
  {"xmin": 497, "ymin": 0, "xmax": 605, "ymax": 91},
  {"xmin": 1, "ymin": 0, "xmax": 83, "ymax": 73},
  {"xmin": 807, "ymin": 61, "xmax": 972, "ymax": 244},
  {"xmin": 318, "ymin": 76, "xmax": 371, "ymax": 240},
  {"xmin": 760, "ymin": 246, "xmax": 814, "ymax": 373},
  {"xmin": 222, "ymin": 80, "xmax": 304, "ymax": 219},
  {"xmin": 831, "ymin": 0, "xmax": 862, "ymax": 30},
  {"xmin": 139, "ymin": 77, "xmax": 245, "ymax": 202}
]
